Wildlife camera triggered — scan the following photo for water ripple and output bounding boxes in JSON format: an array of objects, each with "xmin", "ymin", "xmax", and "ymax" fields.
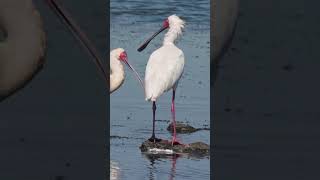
[{"xmin": 111, "ymin": 0, "xmax": 210, "ymax": 28}]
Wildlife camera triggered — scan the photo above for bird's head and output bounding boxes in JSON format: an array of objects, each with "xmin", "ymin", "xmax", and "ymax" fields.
[
  {"xmin": 111, "ymin": 48, "xmax": 127, "ymax": 62},
  {"xmin": 137, "ymin": 14, "xmax": 185, "ymax": 52},
  {"xmin": 111, "ymin": 48, "xmax": 144, "ymax": 88},
  {"xmin": 167, "ymin": 14, "xmax": 185, "ymax": 30}
]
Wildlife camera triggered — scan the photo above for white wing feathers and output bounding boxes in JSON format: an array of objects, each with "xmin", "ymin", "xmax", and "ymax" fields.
[{"xmin": 145, "ymin": 46, "xmax": 184, "ymax": 101}]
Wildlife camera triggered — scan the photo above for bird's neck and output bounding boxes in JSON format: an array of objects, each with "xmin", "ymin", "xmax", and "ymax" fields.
[
  {"xmin": 110, "ymin": 58, "xmax": 125, "ymax": 93},
  {"xmin": 163, "ymin": 26, "xmax": 182, "ymax": 45}
]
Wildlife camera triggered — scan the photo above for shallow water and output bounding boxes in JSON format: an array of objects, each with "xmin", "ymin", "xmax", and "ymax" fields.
[{"xmin": 110, "ymin": 0, "xmax": 210, "ymax": 179}]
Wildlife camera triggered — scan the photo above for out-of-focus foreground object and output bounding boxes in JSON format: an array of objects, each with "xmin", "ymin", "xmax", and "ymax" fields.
[
  {"xmin": 212, "ymin": 0, "xmax": 239, "ymax": 81},
  {"xmin": 0, "ymin": 0, "xmax": 46, "ymax": 102}
]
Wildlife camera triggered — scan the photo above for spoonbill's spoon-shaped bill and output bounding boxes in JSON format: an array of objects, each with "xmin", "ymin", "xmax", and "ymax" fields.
[{"xmin": 137, "ymin": 19, "xmax": 169, "ymax": 52}]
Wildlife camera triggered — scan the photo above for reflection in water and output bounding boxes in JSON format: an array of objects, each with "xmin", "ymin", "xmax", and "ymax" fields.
[
  {"xmin": 169, "ymin": 155, "xmax": 178, "ymax": 180},
  {"xmin": 110, "ymin": 161, "xmax": 120, "ymax": 180},
  {"xmin": 143, "ymin": 153, "xmax": 181, "ymax": 180}
]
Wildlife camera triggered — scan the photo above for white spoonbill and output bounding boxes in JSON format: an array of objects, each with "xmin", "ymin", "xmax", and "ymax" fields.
[
  {"xmin": 137, "ymin": 14, "xmax": 185, "ymax": 145},
  {"xmin": 46, "ymin": 0, "xmax": 143, "ymax": 93}
]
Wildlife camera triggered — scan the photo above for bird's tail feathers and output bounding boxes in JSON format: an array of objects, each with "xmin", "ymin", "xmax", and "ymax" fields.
[{"xmin": 145, "ymin": 94, "xmax": 157, "ymax": 102}]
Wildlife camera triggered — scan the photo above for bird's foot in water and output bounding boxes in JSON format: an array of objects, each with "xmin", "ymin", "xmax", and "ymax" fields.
[
  {"xmin": 171, "ymin": 141, "xmax": 182, "ymax": 146},
  {"xmin": 170, "ymin": 137, "xmax": 184, "ymax": 146},
  {"xmin": 148, "ymin": 136, "xmax": 162, "ymax": 143}
]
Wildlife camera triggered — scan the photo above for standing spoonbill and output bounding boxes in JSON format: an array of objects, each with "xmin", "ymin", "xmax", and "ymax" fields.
[
  {"xmin": 137, "ymin": 15, "xmax": 185, "ymax": 145},
  {"xmin": 46, "ymin": 0, "xmax": 143, "ymax": 93}
]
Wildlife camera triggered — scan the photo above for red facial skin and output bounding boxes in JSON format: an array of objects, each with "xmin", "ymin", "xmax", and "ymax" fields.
[
  {"xmin": 119, "ymin": 51, "xmax": 127, "ymax": 61},
  {"xmin": 163, "ymin": 19, "xmax": 169, "ymax": 28}
]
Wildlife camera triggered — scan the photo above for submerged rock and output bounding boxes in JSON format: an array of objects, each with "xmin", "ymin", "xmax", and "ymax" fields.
[
  {"xmin": 167, "ymin": 122, "xmax": 197, "ymax": 133},
  {"xmin": 167, "ymin": 122, "xmax": 210, "ymax": 134},
  {"xmin": 140, "ymin": 140, "xmax": 210, "ymax": 157}
]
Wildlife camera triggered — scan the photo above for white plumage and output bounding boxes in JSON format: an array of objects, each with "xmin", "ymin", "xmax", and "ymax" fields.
[
  {"xmin": 145, "ymin": 45, "xmax": 184, "ymax": 101},
  {"xmin": 138, "ymin": 14, "xmax": 185, "ymax": 145},
  {"xmin": 110, "ymin": 48, "xmax": 126, "ymax": 93},
  {"xmin": 145, "ymin": 15, "xmax": 185, "ymax": 102},
  {"xmin": 110, "ymin": 48, "xmax": 144, "ymax": 94}
]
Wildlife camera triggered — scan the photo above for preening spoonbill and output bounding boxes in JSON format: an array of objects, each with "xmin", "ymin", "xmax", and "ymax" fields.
[
  {"xmin": 138, "ymin": 15, "xmax": 185, "ymax": 145},
  {"xmin": 47, "ymin": 1, "xmax": 142, "ymax": 179},
  {"xmin": 110, "ymin": 48, "xmax": 143, "ymax": 93},
  {"xmin": 46, "ymin": 0, "xmax": 143, "ymax": 93}
]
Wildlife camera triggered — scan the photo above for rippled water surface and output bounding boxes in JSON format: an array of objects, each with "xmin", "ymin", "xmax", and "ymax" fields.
[{"xmin": 110, "ymin": 0, "xmax": 210, "ymax": 179}]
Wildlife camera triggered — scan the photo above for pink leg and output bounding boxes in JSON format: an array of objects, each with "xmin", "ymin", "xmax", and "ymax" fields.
[
  {"xmin": 148, "ymin": 101, "xmax": 161, "ymax": 143},
  {"xmin": 171, "ymin": 89, "xmax": 180, "ymax": 145}
]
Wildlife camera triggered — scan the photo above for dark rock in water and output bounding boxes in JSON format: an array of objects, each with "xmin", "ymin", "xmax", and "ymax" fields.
[
  {"xmin": 167, "ymin": 122, "xmax": 198, "ymax": 133},
  {"xmin": 140, "ymin": 140, "xmax": 210, "ymax": 157},
  {"xmin": 167, "ymin": 122, "xmax": 210, "ymax": 134}
]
